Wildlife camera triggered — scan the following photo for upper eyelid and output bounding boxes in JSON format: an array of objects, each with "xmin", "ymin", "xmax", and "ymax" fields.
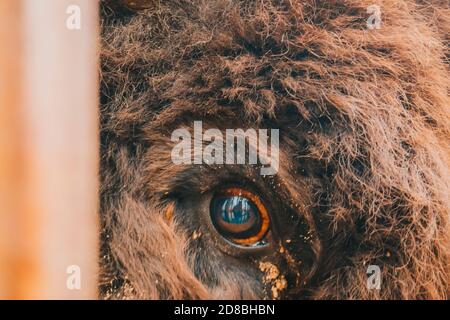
[{"xmin": 160, "ymin": 165, "xmax": 262, "ymax": 195}]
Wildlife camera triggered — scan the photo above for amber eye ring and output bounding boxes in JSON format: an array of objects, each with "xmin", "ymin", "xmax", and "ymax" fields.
[{"xmin": 210, "ymin": 187, "xmax": 270, "ymax": 246}]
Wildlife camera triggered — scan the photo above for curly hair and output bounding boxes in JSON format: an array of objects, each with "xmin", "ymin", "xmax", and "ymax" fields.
[{"xmin": 99, "ymin": 0, "xmax": 450, "ymax": 299}]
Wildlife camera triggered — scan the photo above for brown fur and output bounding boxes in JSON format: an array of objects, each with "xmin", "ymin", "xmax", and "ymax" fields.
[{"xmin": 99, "ymin": 0, "xmax": 450, "ymax": 299}]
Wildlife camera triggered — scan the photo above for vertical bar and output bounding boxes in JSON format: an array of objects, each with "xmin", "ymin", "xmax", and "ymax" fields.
[
  {"xmin": 0, "ymin": 0, "xmax": 24, "ymax": 300},
  {"xmin": 0, "ymin": 0, "xmax": 99, "ymax": 299}
]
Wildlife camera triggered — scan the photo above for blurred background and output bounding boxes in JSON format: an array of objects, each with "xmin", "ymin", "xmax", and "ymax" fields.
[{"xmin": 0, "ymin": 0, "xmax": 99, "ymax": 299}]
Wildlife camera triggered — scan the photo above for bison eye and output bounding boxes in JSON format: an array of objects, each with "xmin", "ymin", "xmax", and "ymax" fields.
[{"xmin": 210, "ymin": 187, "xmax": 270, "ymax": 247}]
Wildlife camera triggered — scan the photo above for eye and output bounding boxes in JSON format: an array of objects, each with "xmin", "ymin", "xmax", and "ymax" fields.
[{"xmin": 210, "ymin": 187, "xmax": 270, "ymax": 247}]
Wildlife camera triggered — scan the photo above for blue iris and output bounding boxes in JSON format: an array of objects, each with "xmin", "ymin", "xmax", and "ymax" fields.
[
  {"xmin": 211, "ymin": 195, "xmax": 260, "ymax": 238},
  {"xmin": 216, "ymin": 196, "xmax": 254, "ymax": 224}
]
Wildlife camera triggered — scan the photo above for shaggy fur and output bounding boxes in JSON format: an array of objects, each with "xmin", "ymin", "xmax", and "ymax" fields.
[{"xmin": 99, "ymin": 0, "xmax": 450, "ymax": 299}]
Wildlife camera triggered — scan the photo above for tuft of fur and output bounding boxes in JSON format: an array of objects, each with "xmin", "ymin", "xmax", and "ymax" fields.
[{"xmin": 99, "ymin": 0, "xmax": 450, "ymax": 299}]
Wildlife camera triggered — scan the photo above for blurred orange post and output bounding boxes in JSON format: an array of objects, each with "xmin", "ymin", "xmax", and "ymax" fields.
[{"xmin": 0, "ymin": 0, "xmax": 99, "ymax": 299}]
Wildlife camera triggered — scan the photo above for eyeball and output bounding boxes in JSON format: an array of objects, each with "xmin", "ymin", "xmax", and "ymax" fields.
[{"xmin": 210, "ymin": 188, "xmax": 270, "ymax": 247}]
